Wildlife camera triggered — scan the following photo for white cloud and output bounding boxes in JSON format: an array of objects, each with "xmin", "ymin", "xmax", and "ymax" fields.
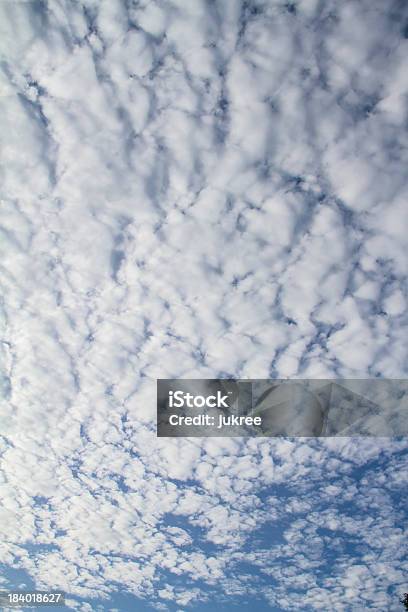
[{"xmin": 0, "ymin": 0, "xmax": 407, "ymax": 609}]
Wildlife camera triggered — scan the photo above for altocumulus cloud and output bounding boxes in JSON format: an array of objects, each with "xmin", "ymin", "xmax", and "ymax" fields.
[{"xmin": 0, "ymin": 0, "xmax": 407, "ymax": 610}]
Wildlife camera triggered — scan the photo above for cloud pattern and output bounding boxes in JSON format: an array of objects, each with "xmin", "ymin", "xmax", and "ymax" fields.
[{"xmin": 0, "ymin": 0, "xmax": 407, "ymax": 610}]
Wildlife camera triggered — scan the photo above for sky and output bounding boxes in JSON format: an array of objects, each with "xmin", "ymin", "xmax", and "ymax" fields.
[{"xmin": 0, "ymin": 0, "xmax": 407, "ymax": 610}]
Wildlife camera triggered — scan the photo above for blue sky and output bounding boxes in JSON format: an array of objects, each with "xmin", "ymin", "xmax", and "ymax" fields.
[
  {"xmin": 1, "ymin": 439, "xmax": 407, "ymax": 610},
  {"xmin": 1, "ymin": 0, "xmax": 407, "ymax": 610}
]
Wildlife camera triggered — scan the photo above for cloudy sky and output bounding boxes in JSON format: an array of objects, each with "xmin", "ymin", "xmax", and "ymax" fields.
[{"xmin": 0, "ymin": 0, "xmax": 407, "ymax": 610}]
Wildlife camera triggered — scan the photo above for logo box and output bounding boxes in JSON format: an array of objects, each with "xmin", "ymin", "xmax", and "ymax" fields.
[{"xmin": 157, "ymin": 379, "xmax": 408, "ymax": 437}]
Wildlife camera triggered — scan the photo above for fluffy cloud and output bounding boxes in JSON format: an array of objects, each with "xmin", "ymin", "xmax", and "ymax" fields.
[{"xmin": 0, "ymin": 0, "xmax": 407, "ymax": 610}]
